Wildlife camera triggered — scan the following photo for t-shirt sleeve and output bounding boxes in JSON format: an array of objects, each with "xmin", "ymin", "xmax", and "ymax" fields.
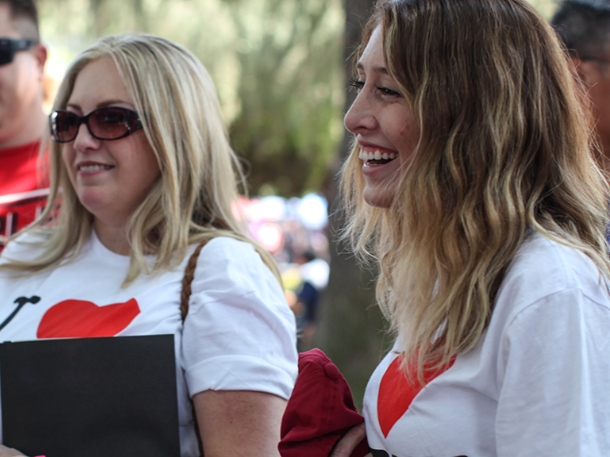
[
  {"xmin": 181, "ymin": 237, "xmax": 298, "ymax": 400},
  {"xmin": 496, "ymin": 287, "xmax": 610, "ymax": 456}
]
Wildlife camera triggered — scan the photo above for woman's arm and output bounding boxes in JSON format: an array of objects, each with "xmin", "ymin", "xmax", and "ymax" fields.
[
  {"xmin": 329, "ymin": 423, "xmax": 371, "ymax": 457},
  {"xmin": 193, "ymin": 389, "xmax": 286, "ymax": 457},
  {"xmin": 183, "ymin": 238, "xmax": 298, "ymax": 456}
]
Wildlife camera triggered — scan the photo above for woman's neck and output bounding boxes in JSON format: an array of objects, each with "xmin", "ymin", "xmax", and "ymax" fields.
[{"xmin": 93, "ymin": 219, "xmax": 130, "ymax": 255}]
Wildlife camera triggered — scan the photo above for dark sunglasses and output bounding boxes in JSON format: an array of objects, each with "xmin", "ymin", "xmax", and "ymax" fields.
[
  {"xmin": 49, "ymin": 107, "xmax": 143, "ymax": 143},
  {"xmin": 0, "ymin": 38, "xmax": 38, "ymax": 66}
]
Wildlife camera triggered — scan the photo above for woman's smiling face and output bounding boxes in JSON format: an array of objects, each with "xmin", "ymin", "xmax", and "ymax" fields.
[
  {"xmin": 61, "ymin": 56, "xmax": 161, "ymax": 230},
  {"xmin": 344, "ymin": 26, "xmax": 420, "ymax": 209}
]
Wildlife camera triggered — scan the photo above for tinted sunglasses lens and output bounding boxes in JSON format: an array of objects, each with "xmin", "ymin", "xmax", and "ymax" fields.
[
  {"xmin": 0, "ymin": 41, "xmax": 13, "ymax": 66},
  {"xmin": 89, "ymin": 108, "xmax": 132, "ymax": 140},
  {"xmin": 52, "ymin": 111, "xmax": 80, "ymax": 142}
]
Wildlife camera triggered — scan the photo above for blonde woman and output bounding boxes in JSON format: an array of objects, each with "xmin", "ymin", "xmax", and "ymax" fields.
[
  {"xmin": 333, "ymin": 0, "xmax": 610, "ymax": 456},
  {"xmin": 0, "ymin": 34, "xmax": 297, "ymax": 457}
]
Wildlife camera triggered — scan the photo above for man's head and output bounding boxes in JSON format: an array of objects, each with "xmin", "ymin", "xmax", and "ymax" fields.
[
  {"xmin": 2, "ymin": 0, "xmax": 40, "ymax": 41},
  {"xmin": 552, "ymin": 1, "xmax": 610, "ymax": 169},
  {"xmin": 0, "ymin": 0, "xmax": 46, "ymax": 149}
]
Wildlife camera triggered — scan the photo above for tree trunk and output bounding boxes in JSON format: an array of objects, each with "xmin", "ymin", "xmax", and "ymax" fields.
[{"xmin": 314, "ymin": 0, "xmax": 390, "ymax": 409}]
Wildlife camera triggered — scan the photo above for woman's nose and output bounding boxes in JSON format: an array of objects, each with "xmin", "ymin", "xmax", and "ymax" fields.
[
  {"xmin": 72, "ymin": 123, "xmax": 100, "ymax": 151},
  {"xmin": 344, "ymin": 91, "xmax": 377, "ymax": 134}
]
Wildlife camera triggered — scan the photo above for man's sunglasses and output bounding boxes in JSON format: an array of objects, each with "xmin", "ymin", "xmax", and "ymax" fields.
[
  {"xmin": 49, "ymin": 107, "xmax": 143, "ymax": 143},
  {"xmin": 0, "ymin": 38, "xmax": 38, "ymax": 66}
]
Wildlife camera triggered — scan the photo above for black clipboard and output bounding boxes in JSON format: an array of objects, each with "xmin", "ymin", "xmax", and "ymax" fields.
[{"xmin": 0, "ymin": 334, "xmax": 181, "ymax": 457}]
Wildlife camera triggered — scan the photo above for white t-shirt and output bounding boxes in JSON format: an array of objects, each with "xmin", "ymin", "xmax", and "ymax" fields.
[
  {"xmin": 0, "ymin": 231, "xmax": 298, "ymax": 457},
  {"xmin": 364, "ymin": 232, "xmax": 610, "ymax": 457}
]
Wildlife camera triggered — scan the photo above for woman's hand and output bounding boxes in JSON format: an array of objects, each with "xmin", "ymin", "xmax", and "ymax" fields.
[
  {"xmin": 0, "ymin": 445, "xmax": 27, "ymax": 457},
  {"xmin": 330, "ymin": 423, "xmax": 371, "ymax": 457},
  {"xmin": 193, "ymin": 389, "xmax": 287, "ymax": 457}
]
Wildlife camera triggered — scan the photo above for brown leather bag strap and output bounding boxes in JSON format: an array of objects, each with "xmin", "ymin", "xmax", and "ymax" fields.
[
  {"xmin": 180, "ymin": 239, "xmax": 210, "ymax": 456},
  {"xmin": 180, "ymin": 239, "xmax": 210, "ymax": 321}
]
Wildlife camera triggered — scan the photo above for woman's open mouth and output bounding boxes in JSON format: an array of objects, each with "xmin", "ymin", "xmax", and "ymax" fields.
[{"xmin": 359, "ymin": 149, "xmax": 397, "ymax": 165}]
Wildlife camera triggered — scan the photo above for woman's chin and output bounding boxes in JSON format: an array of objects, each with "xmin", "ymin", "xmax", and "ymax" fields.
[
  {"xmin": 363, "ymin": 187, "xmax": 393, "ymax": 209},
  {"xmin": 78, "ymin": 196, "xmax": 110, "ymax": 215}
]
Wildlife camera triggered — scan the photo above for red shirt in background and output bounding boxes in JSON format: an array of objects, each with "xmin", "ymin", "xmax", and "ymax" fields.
[{"xmin": 0, "ymin": 141, "xmax": 49, "ymax": 249}]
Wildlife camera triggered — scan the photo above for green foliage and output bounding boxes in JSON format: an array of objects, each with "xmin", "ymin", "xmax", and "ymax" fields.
[
  {"xmin": 225, "ymin": 0, "xmax": 344, "ymax": 196},
  {"xmin": 527, "ymin": 0, "xmax": 559, "ymax": 19}
]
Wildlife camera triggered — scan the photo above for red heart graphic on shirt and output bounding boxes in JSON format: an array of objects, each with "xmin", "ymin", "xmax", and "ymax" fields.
[
  {"xmin": 37, "ymin": 298, "xmax": 140, "ymax": 339},
  {"xmin": 377, "ymin": 354, "xmax": 455, "ymax": 438}
]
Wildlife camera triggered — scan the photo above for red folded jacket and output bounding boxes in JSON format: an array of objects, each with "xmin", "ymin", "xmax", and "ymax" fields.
[{"xmin": 279, "ymin": 348, "xmax": 369, "ymax": 457}]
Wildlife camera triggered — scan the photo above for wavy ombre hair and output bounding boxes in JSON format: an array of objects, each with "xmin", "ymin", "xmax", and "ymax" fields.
[
  {"xmin": 3, "ymin": 34, "xmax": 280, "ymax": 284},
  {"xmin": 341, "ymin": 0, "xmax": 610, "ymax": 381}
]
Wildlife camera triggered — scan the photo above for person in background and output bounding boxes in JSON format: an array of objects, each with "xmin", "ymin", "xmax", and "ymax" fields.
[
  {"xmin": 0, "ymin": 0, "xmax": 48, "ymax": 248},
  {"xmin": 0, "ymin": 33, "xmax": 297, "ymax": 457},
  {"xmin": 552, "ymin": 0, "xmax": 610, "ymax": 174},
  {"xmin": 290, "ymin": 249, "xmax": 329, "ymax": 351},
  {"xmin": 332, "ymin": 0, "xmax": 610, "ymax": 456}
]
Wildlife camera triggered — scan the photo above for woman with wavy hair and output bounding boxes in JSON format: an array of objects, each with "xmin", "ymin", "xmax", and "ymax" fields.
[
  {"xmin": 333, "ymin": 0, "xmax": 610, "ymax": 456},
  {"xmin": 0, "ymin": 34, "xmax": 297, "ymax": 456}
]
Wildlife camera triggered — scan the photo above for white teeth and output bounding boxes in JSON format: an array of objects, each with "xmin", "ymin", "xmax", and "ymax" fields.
[
  {"xmin": 358, "ymin": 149, "xmax": 397, "ymax": 161},
  {"xmin": 79, "ymin": 164, "xmax": 112, "ymax": 172}
]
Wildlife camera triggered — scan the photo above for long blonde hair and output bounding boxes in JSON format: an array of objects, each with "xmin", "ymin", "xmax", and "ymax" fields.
[
  {"xmin": 341, "ymin": 0, "xmax": 610, "ymax": 381},
  {"xmin": 3, "ymin": 34, "xmax": 280, "ymax": 284}
]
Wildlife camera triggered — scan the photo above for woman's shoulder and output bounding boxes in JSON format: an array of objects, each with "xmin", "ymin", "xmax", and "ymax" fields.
[
  {"xmin": 184, "ymin": 232, "xmax": 291, "ymax": 310},
  {"xmin": 201, "ymin": 235, "xmax": 256, "ymax": 253},
  {"xmin": 191, "ymin": 235, "xmax": 278, "ymax": 290},
  {"xmin": 195, "ymin": 235, "xmax": 261, "ymax": 267},
  {"xmin": 497, "ymin": 231, "xmax": 610, "ymax": 316},
  {"xmin": 512, "ymin": 232, "xmax": 602, "ymax": 283}
]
